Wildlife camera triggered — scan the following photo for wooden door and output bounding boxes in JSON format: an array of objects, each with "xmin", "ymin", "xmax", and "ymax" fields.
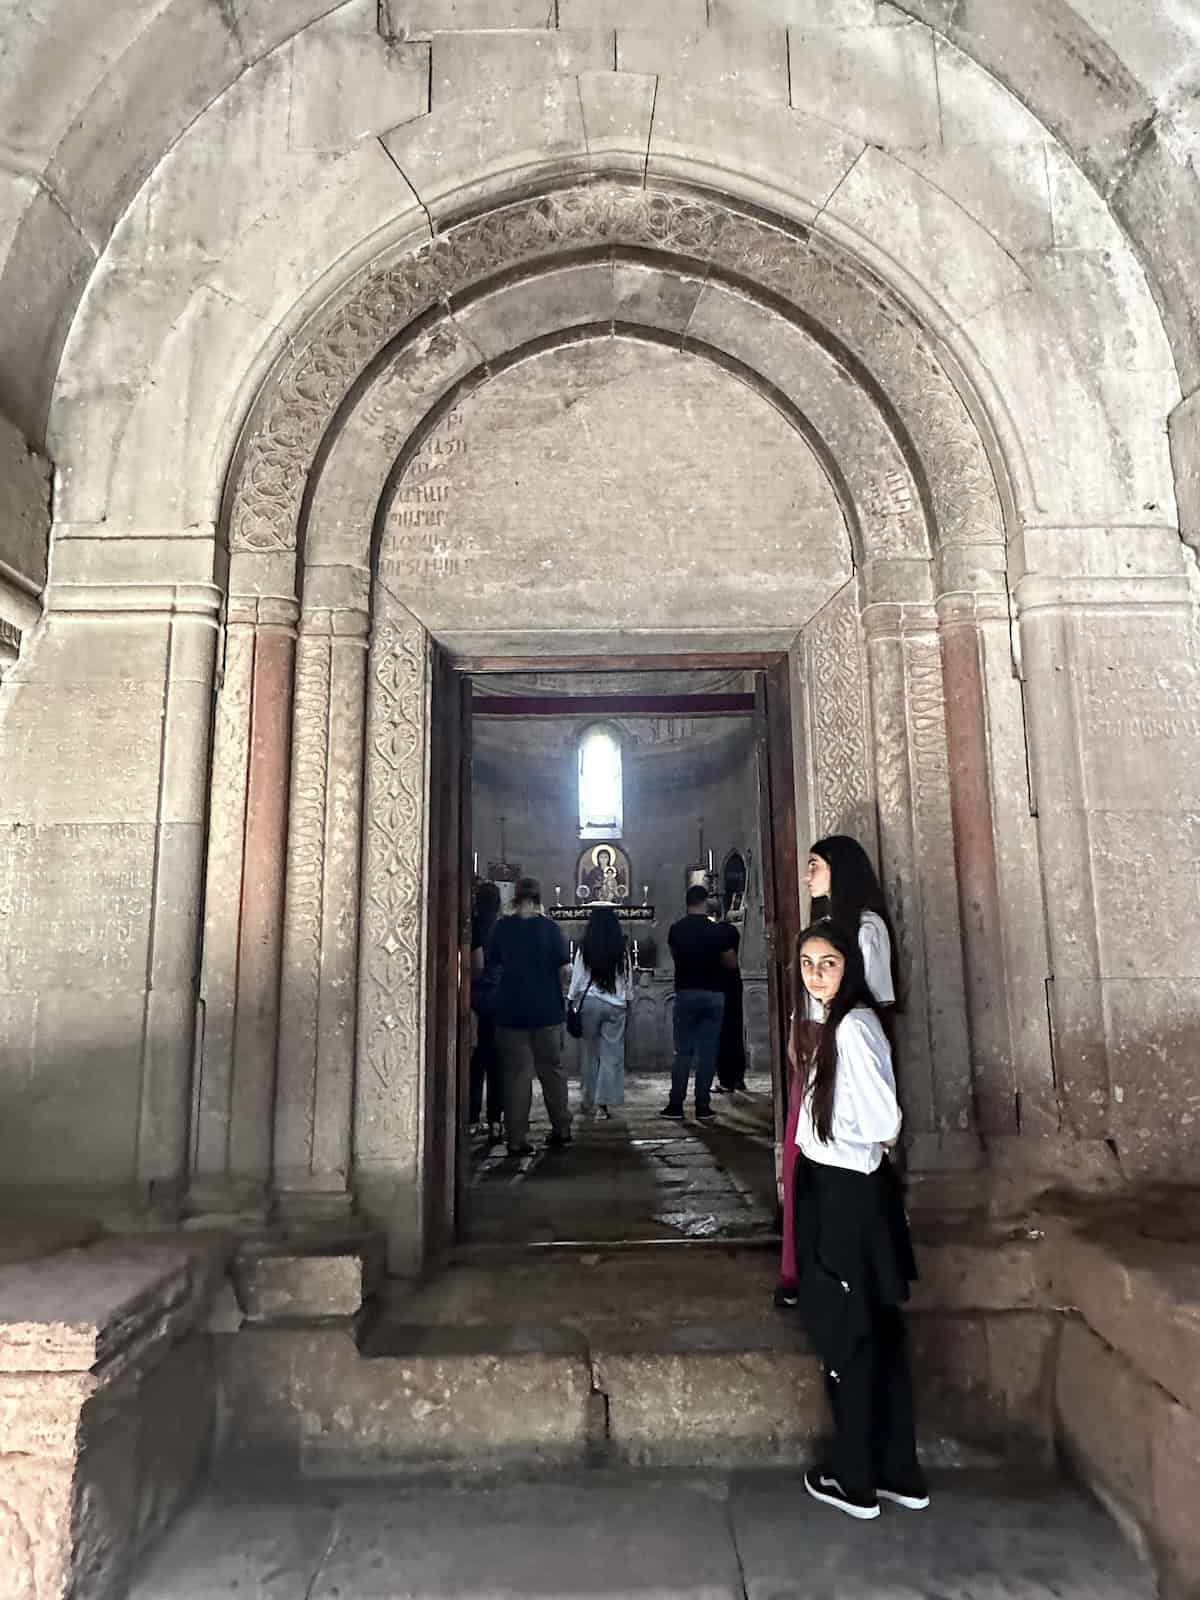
[
  {"xmin": 424, "ymin": 649, "xmax": 472, "ymax": 1262},
  {"xmin": 755, "ymin": 657, "xmax": 802, "ymax": 1150}
]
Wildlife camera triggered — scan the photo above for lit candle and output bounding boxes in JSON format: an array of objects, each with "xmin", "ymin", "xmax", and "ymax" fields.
[
  {"xmin": 643, "ymin": 884, "xmax": 649, "ymax": 904},
  {"xmin": 473, "ymin": 851, "xmax": 478, "ymax": 874},
  {"xmin": 708, "ymin": 850, "xmax": 713, "ymax": 872}
]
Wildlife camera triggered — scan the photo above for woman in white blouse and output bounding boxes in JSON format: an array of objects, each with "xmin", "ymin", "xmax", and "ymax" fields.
[
  {"xmin": 791, "ymin": 919, "xmax": 925, "ymax": 1522},
  {"xmin": 567, "ymin": 906, "xmax": 630, "ymax": 1118},
  {"xmin": 803, "ymin": 835, "xmax": 897, "ymax": 1012},
  {"xmin": 778, "ymin": 835, "xmax": 898, "ymax": 1309}
]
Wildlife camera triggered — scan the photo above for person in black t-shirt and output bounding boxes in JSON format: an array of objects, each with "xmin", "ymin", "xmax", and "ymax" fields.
[{"xmin": 664, "ymin": 885, "xmax": 739, "ymax": 1119}]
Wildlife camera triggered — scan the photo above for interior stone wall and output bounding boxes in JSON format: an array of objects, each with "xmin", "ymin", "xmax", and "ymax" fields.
[
  {"xmin": 1, "ymin": 0, "xmax": 1195, "ymax": 1232},
  {"xmin": 378, "ymin": 337, "xmax": 852, "ymax": 647}
]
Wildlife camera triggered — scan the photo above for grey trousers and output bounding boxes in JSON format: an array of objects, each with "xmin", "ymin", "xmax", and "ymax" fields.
[{"xmin": 496, "ymin": 1024, "xmax": 571, "ymax": 1147}]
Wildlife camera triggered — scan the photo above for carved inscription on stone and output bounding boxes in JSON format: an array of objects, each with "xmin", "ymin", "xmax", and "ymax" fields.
[
  {"xmin": 377, "ymin": 341, "xmax": 850, "ymax": 634},
  {"xmin": 0, "ymin": 824, "xmax": 154, "ymax": 990}
]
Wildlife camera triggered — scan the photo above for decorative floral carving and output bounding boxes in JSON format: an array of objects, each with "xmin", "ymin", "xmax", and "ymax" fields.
[
  {"xmin": 226, "ymin": 181, "xmax": 1003, "ymax": 557},
  {"xmin": 276, "ymin": 629, "xmax": 331, "ymax": 1172},
  {"xmin": 805, "ymin": 583, "xmax": 873, "ymax": 843},
  {"xmin": 356, "ymin": 603, "xmax": 428, "ymax": 1173}
]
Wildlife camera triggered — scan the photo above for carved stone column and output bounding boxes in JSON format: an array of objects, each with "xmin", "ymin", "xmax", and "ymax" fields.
[
  {"xmin": 354, "ymin": 588, "xmax": 431, "ymax": 1270},
  {"xmin": 274, "ymin": 581, "xmax": 369, "ymax": 1213},
  {"xmin": 863, "ymin": 599, "xmax": 978, "ymax": 1173},
  {"xmin": 938, "ymin": 571, "xmax": 1056, "ymax": 1144},
  {"xmin": 192, "ymin": 591, "xmax": 297, "ymax": 1212}
]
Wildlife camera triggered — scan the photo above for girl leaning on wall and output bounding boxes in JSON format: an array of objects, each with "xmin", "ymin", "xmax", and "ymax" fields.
[
  {"xmin": 789, "ymin": 918, "xmax": 927, "ymax": 1521},
  {"xmin": 776, "ymin": 834, "xmax": 899, "ymax": 1309}
]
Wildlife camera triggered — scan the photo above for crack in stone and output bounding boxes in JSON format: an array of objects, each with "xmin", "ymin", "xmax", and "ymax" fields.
[
  {"xmin": 377, "ymin": 139, "xmax": 435, "ymax": 240},
  {"xmin": 642, "ymin": 75, "xmax": 660, "ymax": 190}
]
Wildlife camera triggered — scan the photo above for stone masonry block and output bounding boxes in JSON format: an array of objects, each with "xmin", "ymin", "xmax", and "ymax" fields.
[
  {"xmin": 1054, "ymin": 1226, "xmax": 1200, "ymax": 1416},
  {"xmin": 1152, "ymin": 1400, "xmax": 1200, "ymax": 1600},
  {"xmin": 233, "ymin": 1252, "xmax": 369, "ymax": 1321},
  {"xmin": 1169, "ymin": 388, "xmax": 1200, "ymax": 552},
  {"xmin": 908, "ymin": 1230, "xmax": 1051, "ymax": 1313},
  {"xmin": 0, "ymin": 409, "xmax": 50, "ymax": 591},
  {"xmin": 789, "ymin": 21, "xmax": 939, "ymax": 149},
  {"xmin": 385, "ymin": 0, "xmax": 553, "ymax": 30},
  {"xmin": 596, "ymin": 1348, "xmax": 826, "ymax": 1467},
  {"xmin": 618, "ymin": 26, "xmax": 789, "ymax": 104},
  {"xmin": 132, "ymin": 1336, "xmax": 215, "ymax": 1547},
  {"xmin": 0, "ymin": 1250, "xmax": 191, "ymax": 1376},
  {"xmin": 1056, "ymin": 1318, "xmax": 1156, "ymax": 1529},
  {"xmin": 0, "ymin": 1455, "xmax": 74, "ymax": 1600},
  {"xmin": 220, "ymin": 1327, "xmax": 593, "ymax": 1471},
  {"xmin": 560, "ymin": 0, "xmax": 704, "ymax": 25},
  {"xmin": 433, "ymin": 30, "xmax": 613, "ymax": 105}
]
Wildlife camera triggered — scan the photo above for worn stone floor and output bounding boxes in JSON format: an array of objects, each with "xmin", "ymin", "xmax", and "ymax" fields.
[
  {"xmin": 127, "ymin": 1467, "xmax": 1156, "ymax": 1600},
  {"xmin": 462, "ymin": 1069, "xmax": 777, "ymax": 1248}
]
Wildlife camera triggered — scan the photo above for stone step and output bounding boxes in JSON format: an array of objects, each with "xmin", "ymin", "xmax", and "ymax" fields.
[{"xmin": 217, "ymin": 1245, "xmax": 1057, "ymax": 1476}]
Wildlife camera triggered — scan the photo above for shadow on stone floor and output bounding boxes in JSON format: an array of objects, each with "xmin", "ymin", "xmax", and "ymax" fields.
[
  {"xmin": 125, "ymin": 1467, "xmax": 1157, "ymax": 1600},
  {"xmin": 462, "ymin": 1070, "xmax": 777, "ymax": 1248}
]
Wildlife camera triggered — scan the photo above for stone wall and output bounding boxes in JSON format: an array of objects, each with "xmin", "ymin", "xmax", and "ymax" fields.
[
  {"xmin": 0, "ymin": 0, "xmax": 1196, "ymax": 1220},
  {"xmin": 0, "ymin": 1230, "xmax": 228, "ymax": 1600}
]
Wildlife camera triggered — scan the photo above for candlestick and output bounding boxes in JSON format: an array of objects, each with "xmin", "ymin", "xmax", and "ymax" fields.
[
  {"xmin": 632, "ymin": 939, "xmax": 640, "ymax": 968},
  {"xmin": 473, "ymin": 851, "xmax": 478, "ymax": 875},
  {"xmin": 708, "ymin": 849, "xmax": 714, "ymax": 872},
  {"xmin": 554, "ymin": 885, "xmax": 562, "ymax": 906},
  {"xmin": 642, "ymin": 884, "xmax": 649, "ymax": 904}
]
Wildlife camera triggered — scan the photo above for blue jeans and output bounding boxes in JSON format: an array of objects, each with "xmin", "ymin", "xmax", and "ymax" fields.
[{"xmin": 668, "ymin": 989, "xmax": 725, "ymax": 1112}]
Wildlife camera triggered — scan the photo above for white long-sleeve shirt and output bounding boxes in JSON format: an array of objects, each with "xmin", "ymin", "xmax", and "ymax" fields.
[
  {"xmin": 794, "ymin": 1005, "xmax": 901, "ymax": 1173},
  {"xmin": 804, "ymin": 910, "xmax": 894, "ymax": 1019},
  {"xmin": 567, "ymin": 949, "xmax": 627, "ymax": 1008}
]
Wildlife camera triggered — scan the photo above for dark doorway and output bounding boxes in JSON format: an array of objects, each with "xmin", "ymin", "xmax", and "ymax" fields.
[{"xmin": 424, "ymin": 654, "xmax": 801, "ymax": 1260}]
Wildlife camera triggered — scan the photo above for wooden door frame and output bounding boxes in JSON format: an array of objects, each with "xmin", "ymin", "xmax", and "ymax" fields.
[{"xmin": 428, "ymin": 646, "xmax": 798, "ymax": 1251}]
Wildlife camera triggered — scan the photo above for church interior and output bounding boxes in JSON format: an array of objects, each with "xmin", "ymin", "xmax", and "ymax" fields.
[
  {"xmin": 2, "ymin": 0, "xmax": 1200, "ymax": 1595},
  {"xmin": 464, "ymin": 672, "xmax": 778, "ymax": 1248}
]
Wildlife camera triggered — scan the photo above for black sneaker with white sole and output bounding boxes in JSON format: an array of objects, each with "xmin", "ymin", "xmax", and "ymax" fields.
[
  {"xmin": 876, "ymin": 1477, "xmax": 931, "ymax": 1510},
  {"xmin": 804, "ymin": 1469, "xmax": 880, "ymax": 1520}
]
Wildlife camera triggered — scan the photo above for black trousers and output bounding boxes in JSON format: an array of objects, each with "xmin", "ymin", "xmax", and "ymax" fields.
[
  {"xmin": 825, "ymin": 1304, "xmax": 920, "ymax": 1496},
  {"xmin": 468, "ymin": 1015, "xmax": 503, "ymax": 1126}
]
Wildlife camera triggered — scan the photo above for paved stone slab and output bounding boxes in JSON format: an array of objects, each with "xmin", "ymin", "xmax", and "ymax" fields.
[
  {"xmin": 126, "ymin": 1469, "xmax": 1157, "ymax": 1600},
  {"xmin": 126, "ymin": 1488, "xmax": 341, "ymax": 1600},
  {"xmin": 729, "ymin": 1468, "xmax": 1157, "ymax": 1598}
]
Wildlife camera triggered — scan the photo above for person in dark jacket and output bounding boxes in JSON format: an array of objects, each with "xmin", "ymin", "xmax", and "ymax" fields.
[
  {"xmin": 468, "ymin": 879, "xmax": 503, "ymax": 1142},
  {"xmin": 790, "ymin": 918, "xmax": 926, "ymax": 1523},
  {"xmin": 487, "ymin": 876, "xmax": 572, "ymax": 1157}
]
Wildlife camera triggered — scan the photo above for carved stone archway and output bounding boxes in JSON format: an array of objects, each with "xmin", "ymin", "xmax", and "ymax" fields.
[{"xmin": 195, "ymin": 179, "xmax": 1049, "ymax": 1265}]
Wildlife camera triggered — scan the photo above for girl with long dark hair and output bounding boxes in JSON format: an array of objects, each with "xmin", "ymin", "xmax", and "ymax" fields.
[
  {"xmin": 777, "ymin": 834, "xmax": 897, "ymax": 1307},
  {"xmin": 568, "ymin": 905, "xmax": 629, "ymax": 1118},
  {"xmin": 790, "ymin": 919, "xmax": 925, "ymax": 1520}
]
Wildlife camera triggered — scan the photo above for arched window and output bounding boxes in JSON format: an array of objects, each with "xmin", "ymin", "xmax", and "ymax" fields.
[{"xmin": 578, "ymin": 723, "xmax": 623, "ymax": 838}]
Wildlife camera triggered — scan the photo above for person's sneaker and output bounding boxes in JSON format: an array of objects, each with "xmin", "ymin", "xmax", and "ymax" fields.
[
  {"xmin": 695, "ymin": 1105, "xmax": 717, "ymax": 1121},
  {"xmin": 876, "ymin": 1477, "xmax": 930, "ymax": 1510},
  {"xmin": 659, "ymin": 1105, "xmax": 685, "ymax": 1119},
  {"xmin": 773, "ymin": 1284, "xmax": 799, "ymax": 1309},
  {"xmin": 507, "ymin": 1142, "xmax": 535, "ymax": 1158},
  {"xmin": 546, "ymin": 1129, "xmax": 573, "ymax": 1148},
  {"xmin": 804, "ymin": 1469, "xmax": 880, "ymax": 1520}
]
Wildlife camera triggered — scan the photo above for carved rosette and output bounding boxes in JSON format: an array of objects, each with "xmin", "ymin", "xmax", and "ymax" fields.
[
  {"xmin": 225, "ymin": 182, "xmax": 1003, "ymax": 562},
  {"xmin": 356, "ymin": 602, "xmax": 429, "ymax": 1176}
]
